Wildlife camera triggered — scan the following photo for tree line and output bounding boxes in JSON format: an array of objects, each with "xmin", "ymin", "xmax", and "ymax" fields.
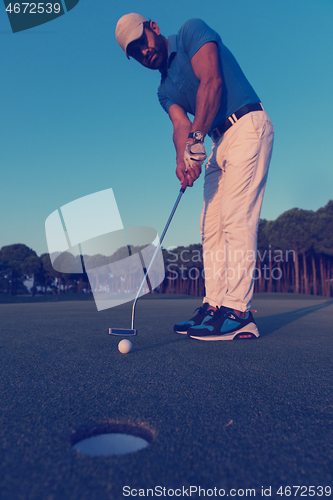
[
  {"xmin": 0, "ymin": 201, "xmax": 332, "ymax": 297},
  {"xmin": 161, "ymin": 201, "xmax": 333, "ymax": 298}
]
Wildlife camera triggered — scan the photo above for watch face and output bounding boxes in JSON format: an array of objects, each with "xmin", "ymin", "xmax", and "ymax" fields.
[
  {"xmin": 193, "ymin": 131, "xmax": 203, "ymax": 141},
  {"xmin": 189, "ymin": 131, "xmax": 203, "ymax": 141}
]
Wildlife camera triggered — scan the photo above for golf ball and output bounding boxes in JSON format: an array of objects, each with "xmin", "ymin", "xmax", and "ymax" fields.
[{"xmin": 118, "ymin": 339, "xmax": 132, "ymax": 354}]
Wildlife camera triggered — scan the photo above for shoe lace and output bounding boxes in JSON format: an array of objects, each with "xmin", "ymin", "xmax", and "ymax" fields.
[
  {"xmin": 190, "ymin": 304, "xmax": 211, "ymax": 321},
  {"xmin": 208, "ymin": 306, "xmax": 222, "ymax": 324},
  {"xmin": 192, "ymin": 305, "xmax": 207, "ymax": 319},
  {"xmin": 197, "ymin": 306, "xmax": 222, "ymax": 326},
  {"xmin": 194, "ymin": 305, "xmax": 225, "ymax": 322}
]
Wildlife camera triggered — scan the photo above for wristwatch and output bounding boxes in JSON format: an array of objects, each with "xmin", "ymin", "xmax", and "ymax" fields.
[{"xmin": 188, "ymin": 130, "xmax": 204, "ymax": 142}]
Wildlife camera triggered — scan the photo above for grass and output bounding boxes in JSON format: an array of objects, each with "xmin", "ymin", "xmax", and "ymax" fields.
[{"xmin": 1, "ymin": 294, "xmax": 332, "ymax": 499}]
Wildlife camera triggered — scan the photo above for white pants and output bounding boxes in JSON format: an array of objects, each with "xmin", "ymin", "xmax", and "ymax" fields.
[{"xmin": 200, "ymin": 110, "xmax": 274, "ymax": 312}]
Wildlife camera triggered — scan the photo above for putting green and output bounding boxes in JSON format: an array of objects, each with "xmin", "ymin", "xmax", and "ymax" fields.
[{"xmin": 0, "ymin": 294, "xmax": 332, "ymax": 499}]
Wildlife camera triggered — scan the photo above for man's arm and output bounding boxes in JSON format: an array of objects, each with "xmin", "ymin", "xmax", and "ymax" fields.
[
  {"xmin": 168, "ymin": 41, "xmax": 222, "ymax": 186},
  {"xmin": 168, "ymin": 103, "xmax": 201, "ymax": 187},
  {"xmin": 190, "ymin": 41, "xmax": 222, "ymax": 137}
]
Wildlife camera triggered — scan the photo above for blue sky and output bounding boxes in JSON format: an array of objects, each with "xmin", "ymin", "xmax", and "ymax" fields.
[{"xmin": 1, "ymin": 0, "xmax": 332, "ymax": 256}]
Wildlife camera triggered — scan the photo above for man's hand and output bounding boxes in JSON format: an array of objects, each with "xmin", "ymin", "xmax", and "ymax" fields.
[
  {"xmin": 177, "ymin": 140, "xmax": 206, "ymax": 187},
  {"xmin": 184, "ymin": 141, "xmax": 207, "ymax": 170},
  {"xmin": 168, "ymin": 104, "xmax": 208, "ymax": 187},
  {"xmin": 176, "ymin": 156, "xmax": 202, "ymax": 187}
]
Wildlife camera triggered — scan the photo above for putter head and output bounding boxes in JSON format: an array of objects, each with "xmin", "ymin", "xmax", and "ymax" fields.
[{"xmin": 109, "ymin": 328, "xmax": 138, "ymax": 336}]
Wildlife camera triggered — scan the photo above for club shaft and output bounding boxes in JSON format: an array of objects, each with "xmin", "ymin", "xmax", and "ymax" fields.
[{"xmin": 131, "ymin": 181, "xmax": 187, "ymax": 330}]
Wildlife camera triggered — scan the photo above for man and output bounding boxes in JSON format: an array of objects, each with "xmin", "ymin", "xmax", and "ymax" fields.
[{"xmin": 115, "ymin": 14, "xmax": 274, "ymax": 341}]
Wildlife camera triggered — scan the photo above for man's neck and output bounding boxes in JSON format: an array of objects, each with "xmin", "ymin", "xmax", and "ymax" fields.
[{"xmin": 164, "ymin": 36, "xmax": 169, "ymax": 56}]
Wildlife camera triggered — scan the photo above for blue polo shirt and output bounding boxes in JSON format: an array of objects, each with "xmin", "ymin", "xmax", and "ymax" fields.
[{"xmin": 158, "ymin": 19, "xmax": 260, "ymax": 136}]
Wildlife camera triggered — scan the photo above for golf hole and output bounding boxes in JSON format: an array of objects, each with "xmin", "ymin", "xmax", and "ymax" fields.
[{"xmin": 72, "ymin": 422, "xmax": 154, "ymax": 457}]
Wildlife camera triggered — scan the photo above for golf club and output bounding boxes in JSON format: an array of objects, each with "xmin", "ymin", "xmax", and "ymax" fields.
[{"xmin": 109, "ymin": 177, "xmax": 188, "ymax": 336}]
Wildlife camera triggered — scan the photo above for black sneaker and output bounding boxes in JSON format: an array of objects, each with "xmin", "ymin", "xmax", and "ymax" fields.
[
  {"xmin": 187, "ymin": 308, "xmax": 259, "ymax": 341},
  {"xmin": 173, "ymin": 302, "xmax": 214, "ymax": 334}
]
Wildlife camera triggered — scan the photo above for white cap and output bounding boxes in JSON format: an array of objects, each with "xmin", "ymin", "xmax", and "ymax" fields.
[{"xmin": 115, "ymin": 13, "xmax": 148, "ymax": 59}]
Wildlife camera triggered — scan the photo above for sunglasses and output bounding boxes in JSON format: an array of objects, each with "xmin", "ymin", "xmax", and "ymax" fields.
[{"xmin": 127, "ymin": 29, "xmax": 148, "ymax": 61}]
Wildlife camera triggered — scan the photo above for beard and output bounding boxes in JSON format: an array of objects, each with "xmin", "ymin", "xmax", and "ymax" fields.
[{"xmin": 143, "ymin": 31, "xmax": 168, "ymax": 70}]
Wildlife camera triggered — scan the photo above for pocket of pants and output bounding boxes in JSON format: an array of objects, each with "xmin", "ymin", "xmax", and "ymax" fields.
[{"xmin": 250, "ymin": 112, "xmax": 273, "ymax": 141}]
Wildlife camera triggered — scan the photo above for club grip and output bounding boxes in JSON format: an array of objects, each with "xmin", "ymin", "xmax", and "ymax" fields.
[{"xmin": 181, "ymin": 177, "xmax": 188, "ymax": 193}]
